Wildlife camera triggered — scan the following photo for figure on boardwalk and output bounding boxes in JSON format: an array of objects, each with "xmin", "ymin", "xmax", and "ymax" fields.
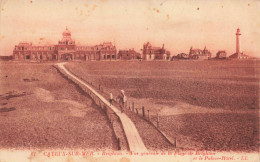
[
  {"xmin": 109, "ymin": 92, "xmax": 113, "ymax": 106},
  {"xmin": 116, "ymin": 90, "xmax": 127, "ymax": 113}
]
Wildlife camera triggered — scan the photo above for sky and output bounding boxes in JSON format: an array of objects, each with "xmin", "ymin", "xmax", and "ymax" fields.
[{"xmin": 0, "ymin": 0, "xmax": 259, "ymax": 57}]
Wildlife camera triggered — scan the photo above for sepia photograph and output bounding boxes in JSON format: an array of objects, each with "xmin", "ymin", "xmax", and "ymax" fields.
[{"xmin": 0, "ymin": 0, "xmax": 259, "ymax": 161}]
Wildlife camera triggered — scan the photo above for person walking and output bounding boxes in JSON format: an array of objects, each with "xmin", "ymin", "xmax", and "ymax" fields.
[
  {"xmin": 123, "ymin": 92, "xmax": 127, "ymax": 110},
  {"xmin": 109, "ymin": 92, "xmax": 113, "ymax": 106},
  {"xmin": 116, "ymin": 90, "xmax": 126, "ymax": 113}
]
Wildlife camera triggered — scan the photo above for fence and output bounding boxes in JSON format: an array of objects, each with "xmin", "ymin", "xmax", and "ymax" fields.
[
  {"xmin": 53, "ymin": 65, "xmax": 125, "ymax": 150},
  {"xmin": 121, "ymin": 100, "xmax": 177, "ymax": 148},
  {"xmin": 82, "ymin": 77, "xmax": 177, "ymax": 148},
  {"xmin": 54, "ymin": 64, "xmax": 176, "ymax": 149}
]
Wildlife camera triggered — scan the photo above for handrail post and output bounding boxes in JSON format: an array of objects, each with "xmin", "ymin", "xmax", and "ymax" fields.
[
  {"xmin": 156, "ymin": 113, "xmax": 159, "ymax": 128},
  {"xmin": 142, "ymin": 106, "xmax": 145, "ymax": 117}
]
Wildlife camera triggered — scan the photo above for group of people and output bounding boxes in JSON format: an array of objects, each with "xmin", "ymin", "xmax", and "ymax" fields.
[{"xmin": 109, "ymin": 90, "xmax": 127, "ymax": 113}]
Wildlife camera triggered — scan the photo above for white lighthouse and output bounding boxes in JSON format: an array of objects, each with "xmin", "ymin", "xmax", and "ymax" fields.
[
  {"xmin": 229, "ymin": 28, "xmax": 249, "ymax": 59},
  {"xmin": 236, "ymin": 28, "xmax": 241, "ymax": 55}
]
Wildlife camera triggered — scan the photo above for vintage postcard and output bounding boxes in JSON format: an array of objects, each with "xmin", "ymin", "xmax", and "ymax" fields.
[{"xmin": 0, "ymin": 0, "xmax": 259, "ymax": 161}]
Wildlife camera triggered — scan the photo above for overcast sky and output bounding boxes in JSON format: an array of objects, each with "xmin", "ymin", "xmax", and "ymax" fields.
[{"xmin": 0, "ymin": 0, "xmax": 259, "ymax": 57}]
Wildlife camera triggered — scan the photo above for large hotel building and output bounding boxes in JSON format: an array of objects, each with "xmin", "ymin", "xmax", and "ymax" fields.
[{"xmin": 13, "ymin": 27, "xmax": 117, "ymax": 61}]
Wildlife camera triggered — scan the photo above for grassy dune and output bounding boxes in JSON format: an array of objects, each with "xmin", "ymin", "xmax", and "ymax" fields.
[{"xmin": 0, "ymin": 62, "xmax": 116, "ymax": 150}]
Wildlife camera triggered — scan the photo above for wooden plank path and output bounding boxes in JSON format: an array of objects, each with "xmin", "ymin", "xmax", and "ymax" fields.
[{"xmin": 57, "ymin": 62, "xmax": 147, "ymax": 152}]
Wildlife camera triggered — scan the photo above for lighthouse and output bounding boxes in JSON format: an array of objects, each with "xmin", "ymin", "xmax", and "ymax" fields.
[
  {"xmin": 236, "ymin": 28, "xmax": 241, "ymax": 55},
  {"xmin": 229, "ymin": 28, "xmax": 249, "ymax": 59}
]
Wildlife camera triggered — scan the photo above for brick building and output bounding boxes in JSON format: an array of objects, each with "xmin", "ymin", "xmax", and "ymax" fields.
[
  {"xmin": 13, "ymin": 27, "xmax": 117, "ymax": 61},
  {"xmin": 118, "ymin": 49, "xmax": 141, "ymax": 60},
  {"xmin": 142, "ymin": 42, "xmax": 170, "ymax": 61}
]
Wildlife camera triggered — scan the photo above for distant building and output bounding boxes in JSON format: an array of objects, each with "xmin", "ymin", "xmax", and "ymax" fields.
[
  {"xmin": 118, "ymin": 49, "xmax": 141, "ymax": 60},
  {"xmin": 189, "ymin": 46, "xmax": 211, "ymax": 60},
  {"xmin": 229, "ymin": 52, "xmax": 249, "ymax": 59},
  {"xmin": 13, "ymin": 27, "xmax": 117, "ymax": 61},
  {"xmin": 215, "ymin": 50, "xmax": 227, "ymax": 59},
  {"xmin": 229, "ymin": 28, "xmax": 249, "ymax": 59},
  {"xmin": 142, "ymin": 42, "xmax": 170, "ymax": 61},
  {"xmin": 175, "ymin": 53, "xmax": 189, "ymax": 60}
]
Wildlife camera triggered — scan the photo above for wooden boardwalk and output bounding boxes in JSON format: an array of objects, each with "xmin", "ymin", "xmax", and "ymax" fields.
[{"xmin": 57, "ymin": 62, "xmax": 147, "ymax": 152}]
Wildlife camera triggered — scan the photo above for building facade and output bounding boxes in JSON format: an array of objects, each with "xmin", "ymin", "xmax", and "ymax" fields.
[
  {"xmin": 189, "ymin": 46, "xmax": 211, "ymax": 59},
  {"xmin": 118, "ymin": 49, "xmax": 141, "ymax": 60},
  {"xmin": 142, "ymin": 42, "xmax": 170, "ymax": 61},
  {"xmin": 13, "ymin": 27, "xmax": 117, "ymax": 61}
]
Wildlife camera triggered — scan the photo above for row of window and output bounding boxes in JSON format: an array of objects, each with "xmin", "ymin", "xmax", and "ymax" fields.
[
  {"xmin": 77, "ymin": 47, "xmax": 115, "ymax": 50},
  {"xmin": 103, "ymin": 55, "xmax": 115, "ymax": 59},
  {"xmin": 15, "ymin": 54, "xmax": 55, "ymax": 59},
  {"xmin": 14, "ymin": 52, "xmax": 116, "ymax": 56},
  {"xmin": 14, "ymin": 52, "xmax": 54, "ymax": 54},
  {"xmin": 14, "ymin": 47, "xmax": 116, "ymax": 51},
  {"xmin": 15, "ymin": 54, "xmax": 118, "ymax": 60},
  {"xmin": 59, "ymin": 41, "xmax": 74, "ymax": 45},
  {"xmin": 14, "ymin": 47, "xmax": 55, "ymax": 51}
]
